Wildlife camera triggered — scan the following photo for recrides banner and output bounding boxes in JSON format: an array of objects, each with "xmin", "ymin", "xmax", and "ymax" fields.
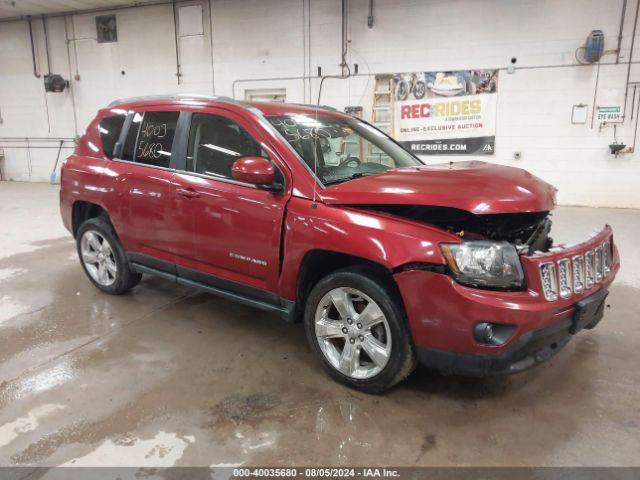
[{"xmin": 392, "ymin": 70, "xmax": 498, "ymax": 155}]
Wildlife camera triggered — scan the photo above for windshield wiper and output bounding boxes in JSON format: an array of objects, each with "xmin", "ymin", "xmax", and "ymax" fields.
[{"xmin": 323, "ymin": 172, "xmax": 371, "ymax": 186}]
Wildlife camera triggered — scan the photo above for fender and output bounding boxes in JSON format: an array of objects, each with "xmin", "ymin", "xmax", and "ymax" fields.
[
  {"xmin": 277, "ymin": 196, "xmax": 461, "ymax": 300},
  {"xmin": 60, "ymin": 112, "xmax": 128, "ymax": 239},
  {"xmin": 60, "ymin": 154, "xmax": 114, "ymax": 234}
]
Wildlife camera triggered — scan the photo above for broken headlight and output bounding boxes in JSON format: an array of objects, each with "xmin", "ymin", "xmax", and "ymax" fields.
[{"xmin": 441, "ymin": 241, "xmax": 524, "ymax": 289}]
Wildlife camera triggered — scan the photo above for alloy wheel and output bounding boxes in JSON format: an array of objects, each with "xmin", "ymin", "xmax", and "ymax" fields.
[
  {"xmin": 314, "ymin": 287, "xmax": 392, "ymax": 379},
  {"xmin": 80, "ymin": 230, "xmax": 117, "ymax": 286}
]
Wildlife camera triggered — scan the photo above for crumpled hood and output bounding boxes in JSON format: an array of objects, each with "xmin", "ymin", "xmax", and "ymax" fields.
[{"xmin": 320, "ymin": 161, "xmax": 556, "ymax": 214}]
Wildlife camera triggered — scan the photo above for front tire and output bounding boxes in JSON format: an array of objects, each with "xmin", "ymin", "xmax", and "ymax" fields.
[
  {"xmin": 304, "ymin": 267, "xmax": 416, "ymax": 393},
  {"xmin": 76, "ymin": 217, "xmax": 142, "ymax": 295}
]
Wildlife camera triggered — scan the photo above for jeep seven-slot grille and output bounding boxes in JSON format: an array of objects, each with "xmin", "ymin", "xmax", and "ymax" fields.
[{"xmin": 539, "ymin": 240, "xmax": 611, "ymax": 301}]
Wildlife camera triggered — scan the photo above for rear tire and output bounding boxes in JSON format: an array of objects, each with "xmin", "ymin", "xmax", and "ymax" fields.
[
  {"xmin": 76, "ymin": 217, "xmax": 142, "ymax": 295},
  {"xmin": 304, "ymin": 267, "xmax": 416, "ymax": 393}
]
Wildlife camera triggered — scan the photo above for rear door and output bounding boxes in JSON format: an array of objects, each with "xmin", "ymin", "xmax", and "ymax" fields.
[
  {"xmin": 109, "ymin": 109, "xmax": 182, "ymax": 271},
  {"xmin": 171, "ymin": 108, "xmax": 291, "ymax": 294}
]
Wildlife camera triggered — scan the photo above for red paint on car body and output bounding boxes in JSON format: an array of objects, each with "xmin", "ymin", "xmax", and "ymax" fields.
[{"xmin": 321, "ymin": 162, "xmax": 557, "ymax": 214}]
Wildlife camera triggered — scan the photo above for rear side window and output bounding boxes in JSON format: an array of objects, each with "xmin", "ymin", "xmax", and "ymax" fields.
[
  {"xmin": 186, "ymin": 113, "xmax": 264, "ymax": 180},
  {"xmin": 120, "ymin": 111, "xmax": 179, "ymax": 168},
  {"xmin": 98, "ymin": 115, "xmax": 125, "ymax": 159},
  {"xmin": 135, "ymin": 111, "xmax": 179, "ymax": 168}
]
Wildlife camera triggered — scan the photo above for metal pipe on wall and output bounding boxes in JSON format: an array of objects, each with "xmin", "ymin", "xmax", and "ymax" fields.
[
  {"xmin": 42, "ymin": 15, "xmax": 52, "ymax": 74},
  {"xmin": 596, "ymin": 0, "xmax": 640, "ymax": 128},
  {"xmin": 340, "ymin": 0, "xmax": 349, "ymax": 76},
  {"xmin": 307, "ymin": 0, "xmax": 311, "ymax": 102},
  {"xmin": 172, "ymin": 0, "xmax": 182, "ymax": 85},
  {"xmin": 301, "ymin": 0, "xmax": 307, "ymax": 102},
  {"xmin": 631, "ymin": 84, "xmax": 640, "ymax": 150},
  {"xmin": 69, "ymin": 15, "xmax": 82, "ymax": 79},
  {"xmin": 64, "ymin": 16, "xmax": 80, "ymax": 136},
  {"xmin": 622, "ymin": 0, "xmax": 640, "ymax": 118},
  {"xmin": 231, "ymin": 60, "xmax": 640, "ymax": 99},
  {"xmin": 617, "ymin": 0, "xmax": 628, "ymax": 63},
  {"xmin": 0, "ymin": 145, "xmax": 74, "ymax": 149},
  {"xmin": 27, "ymin": 16, "xmax": 40, "ymax": 78},
  {"xmin": 0, "ymin": 137, "xmax": 75, "ymax": 150},
  {"xmin": 590, "ymin": 60, "xmax": 601, "ymax": 128},
  {"xmin": 0, "ymin": 137, "xmax": 75, "ymax": 141},
  {"xmin": 208, "ymin": 0, "xmax": 215, "ymax": 95}
]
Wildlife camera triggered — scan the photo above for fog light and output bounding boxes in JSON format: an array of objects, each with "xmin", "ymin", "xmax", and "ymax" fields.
[{"xmin": 473, "ymin": 322, "xmax": 516, "ymax": 345}]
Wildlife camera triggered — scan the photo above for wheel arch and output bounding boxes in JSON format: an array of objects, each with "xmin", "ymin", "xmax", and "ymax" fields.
[
  {"xmin": 72, "ymin": 200, "xmax": 110, "ymax": 238},
  {"xmin": 293, "ymin": 249, "xmax": 404, "ymax": 323}
]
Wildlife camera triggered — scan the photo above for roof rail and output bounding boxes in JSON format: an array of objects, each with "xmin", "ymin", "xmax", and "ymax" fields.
[
  {"xmin": 285, "ymin": 102, "xmax": 339, "ymax": 112},
  {"xmin": 108, "ymin": 94, "xmax": 239, "ymax": 108}
]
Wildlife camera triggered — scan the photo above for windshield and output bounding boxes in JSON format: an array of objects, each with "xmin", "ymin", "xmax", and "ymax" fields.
[{"xmin": 266, "ymin": 114, "xmax": 423, "ymax": 185}]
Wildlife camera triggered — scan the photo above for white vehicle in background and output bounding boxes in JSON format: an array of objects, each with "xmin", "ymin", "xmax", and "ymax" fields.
[{"xmin": 427, "ymin": 72, "xmax": 465, "ymax": 97}]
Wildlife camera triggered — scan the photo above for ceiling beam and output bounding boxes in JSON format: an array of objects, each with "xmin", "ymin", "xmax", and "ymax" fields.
[{"xmin": 0, "ymin": 0, "xmax": 194, "ymax": 24}]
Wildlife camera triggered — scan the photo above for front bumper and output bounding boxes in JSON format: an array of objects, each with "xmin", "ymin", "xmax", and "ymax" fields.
[
  {"xmin": 415, "ymin": 317, "xmax": 574, "ymax": 376},
  {"xmin": 394, "ymin": 226, "xmax": 619, "ymax": 375}
]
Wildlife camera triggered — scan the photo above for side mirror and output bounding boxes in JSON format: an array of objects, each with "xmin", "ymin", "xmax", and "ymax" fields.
[{"xmin": 231, "ymin": 156, "xmax": 278, "ymax": 187}]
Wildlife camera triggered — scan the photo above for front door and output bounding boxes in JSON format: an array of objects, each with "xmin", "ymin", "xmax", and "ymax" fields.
[{"xmin": 171, "ymin": 109, "xmax": 290, "ymax": 294}]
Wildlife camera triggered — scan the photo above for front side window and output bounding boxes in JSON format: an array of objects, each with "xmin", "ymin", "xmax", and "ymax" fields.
[
  {"xmin": 98, "ymin": 114, "xmax": 125, "ymax": 159},
  {"xmin": 186, "ymin": 113, "xmax": 265, "ymax": 180},
  {"xmin": 267, "ymin": 114, "xmax": 422, "ymax": 185}
]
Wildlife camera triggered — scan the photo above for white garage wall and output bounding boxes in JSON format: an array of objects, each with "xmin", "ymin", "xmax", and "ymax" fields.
[{"xmin": 1, "ymin": 0, "xmax": 639, "ymax": 208}]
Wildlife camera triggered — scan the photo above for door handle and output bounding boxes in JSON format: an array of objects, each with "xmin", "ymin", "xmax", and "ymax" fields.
[{"xmin": 176, "ymin": 187, "xmax": 201, "ymax": 199}]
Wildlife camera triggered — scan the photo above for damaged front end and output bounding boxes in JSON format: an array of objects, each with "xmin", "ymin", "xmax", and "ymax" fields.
[
  {"xmin": 360, "ymin": 205, "xmax": 559, "ymax": 292},
  {"xmin": 365, "ymin": 205, "xmax": 553, "ymax": 255}
]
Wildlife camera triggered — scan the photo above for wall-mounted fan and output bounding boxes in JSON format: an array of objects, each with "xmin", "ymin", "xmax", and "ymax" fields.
[{"xmin": 96, "ymin": 15, "xmax": 117, "ymax": 43}]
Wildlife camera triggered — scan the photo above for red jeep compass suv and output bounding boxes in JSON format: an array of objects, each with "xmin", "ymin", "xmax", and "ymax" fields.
[{"xmin": 60, "ymin": 95, "xmax": 619, "ymax": 392}]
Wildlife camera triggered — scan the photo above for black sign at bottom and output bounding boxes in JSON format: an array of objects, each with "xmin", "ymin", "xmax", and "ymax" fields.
[
  {"xmin": 400, "ymin": 136, "xmax": 495, "ymax": 155},
  {"xmin": 2, "ymin": 467, "xmax": 639, "ymax": 480}
]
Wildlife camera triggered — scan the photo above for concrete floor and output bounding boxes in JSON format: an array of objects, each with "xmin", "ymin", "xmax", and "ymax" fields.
[{"xmin": 1, "ymin": 181, "xmax": 639, "ymax": 467}]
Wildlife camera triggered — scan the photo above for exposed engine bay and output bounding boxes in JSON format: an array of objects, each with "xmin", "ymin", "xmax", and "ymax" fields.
[{"xmin": 364, "ymin": 205, "xmax": 553, "ymax": 255}]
